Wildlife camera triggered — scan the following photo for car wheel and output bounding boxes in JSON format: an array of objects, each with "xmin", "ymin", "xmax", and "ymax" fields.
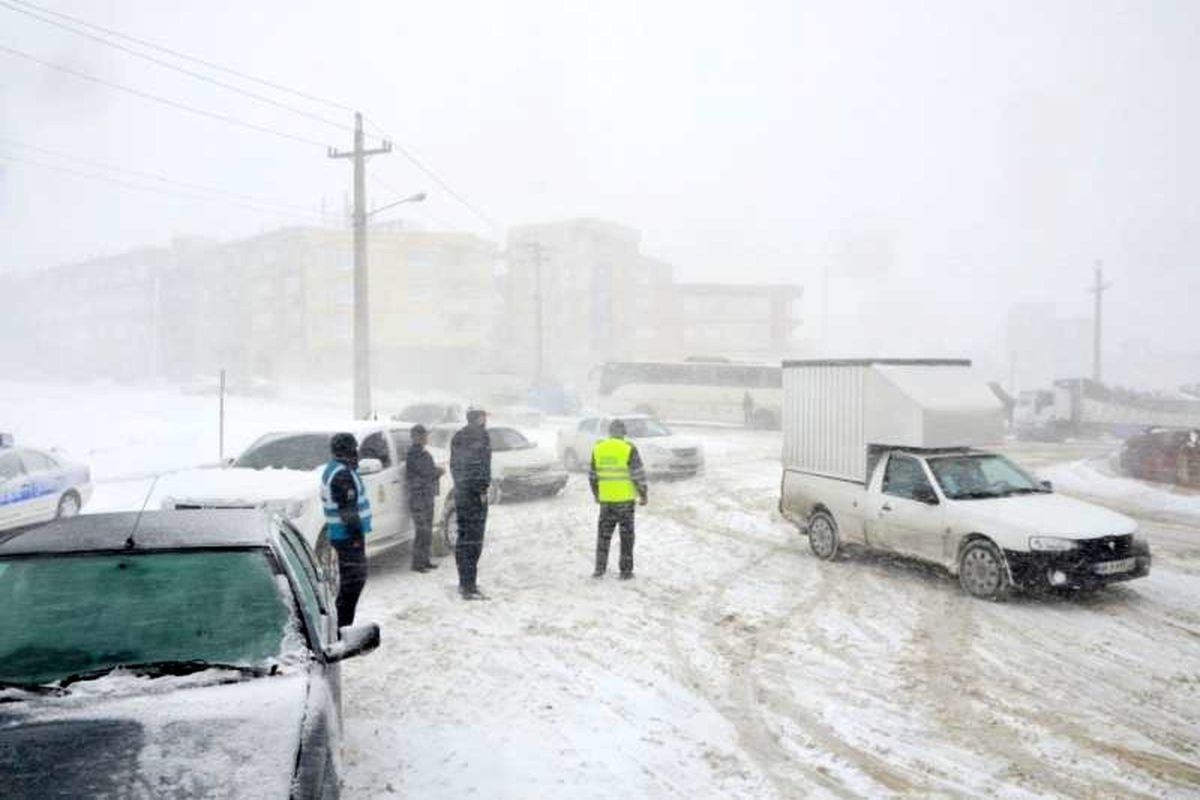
[
  {"xmin": 315, "ymin": 529, "xmax": 340, "ymax": 597},
  {"xmin": 56, "ymin": 491, "xmax": 81, "ymax": 519},
  {"xmin": 438, "ymin": 496, "xmax": 458, "ymax": 555},
  {"xmin": 807, "ymin": 510, "xmax": 840, "ymax": 560},
  {"xmin": 563, "ymin": 449, "xmax": 583, "ymax": 472},
  {"xmin": 958, "ymin": 539, "xmax": 1011, "ymax": 600}
]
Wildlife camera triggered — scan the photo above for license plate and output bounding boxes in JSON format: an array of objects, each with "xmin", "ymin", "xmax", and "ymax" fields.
[{"xmin": 1093, "ymin": 557, "xmax": 1136, "ymax": 576}]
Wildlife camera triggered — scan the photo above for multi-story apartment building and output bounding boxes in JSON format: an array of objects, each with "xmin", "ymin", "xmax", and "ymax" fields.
[{"xmin": 671, "ymin": 282, "xmax": 804, "ymax": 361}]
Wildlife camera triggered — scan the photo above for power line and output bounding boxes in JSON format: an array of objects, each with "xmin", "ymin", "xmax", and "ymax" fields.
[
  {"xmin": 0, "ymin": 42, "xmax": 331, "ymax": 148},
  {"xmin": 363, "ymin": 114, "xmax": 500, "ymax": 232},
  {"xmin": 0, "ymin": 151, "xmax": 328, "ymax": 222},
  {"xmin": 0, "ymin": 0, "xmax": 370, "ymax": 140},
  {"xmin": 0, "ymin": 135, "xmax": 326, "ymax": 218},
  {"xmin": 4, "ymin": 0, "xmax": 355, "ymax": 114}
]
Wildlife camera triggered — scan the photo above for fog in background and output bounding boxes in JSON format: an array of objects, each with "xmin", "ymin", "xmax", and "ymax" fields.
[{"xmin": 2, "ymin": 0, "xmax": 1198, "ymax": 387}]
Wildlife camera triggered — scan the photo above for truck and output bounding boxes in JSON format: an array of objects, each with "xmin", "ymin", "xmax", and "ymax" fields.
[
  {"xmin": 778, "ymin": 359, "xmax": 1150, "ymax": 599},
  {"xmin": 1013, "ymin": 378, "xmax": 1200, "ymax": 440}
]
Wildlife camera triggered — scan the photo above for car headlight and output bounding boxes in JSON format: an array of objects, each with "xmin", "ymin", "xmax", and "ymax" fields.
[{"xmin": 1029, "ymin": 535, "xmax": 1077, "ymax": 552}]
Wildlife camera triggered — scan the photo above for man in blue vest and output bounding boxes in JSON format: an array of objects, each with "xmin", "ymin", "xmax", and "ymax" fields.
[
  {"xmin": 321, "ymin": 432, "xmax": 372, "ymax": 625},
  {"xmin": 589, "ymin": 418, "xmax": 648, "ymax": 579}
]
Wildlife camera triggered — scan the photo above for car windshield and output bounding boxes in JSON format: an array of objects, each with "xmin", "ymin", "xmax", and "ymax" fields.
[
  {"xmin": 927, "ymin": 454, "xmax": 1043, "ymax": 500},
  {"xmin": 622, "ymin": 418, "xmax": 672, "ymax": 438},
  {"xmin": 488, "ymin": 427, "xmax": 535, "ymax": 451},
  {"xmin": 0, "ymin": 549, "xmax": 300, "ymax": 686},
  {"xmin": 234, "ymin": 433, "xmax": 333, "ymax": 470}
]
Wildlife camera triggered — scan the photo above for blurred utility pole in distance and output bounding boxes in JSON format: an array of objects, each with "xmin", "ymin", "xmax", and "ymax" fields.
[
  {"xmin": 328, "ymin": 112, "xmax": 392, "ymax": 419},
  {"xmin": 1089, "ymin": 260, "xmax": 1111, "ymax": 383}
]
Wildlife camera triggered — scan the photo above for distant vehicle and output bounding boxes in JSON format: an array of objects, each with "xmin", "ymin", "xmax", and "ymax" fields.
[
  {"xmin": 1014, "ymin": 379, "xmax": 1200, "ymax": 440},
  {"xmin": 556, "ymin": 414, "xmax": 704, "ymax": 479},
  {"xmin": 428, "ymin": 423, "xmax": 567, "ymax": 503},
  {"xmin": 0, "ymin": 435, "xmax": 92, "ymax": 532},
  {"xmin": 157, "ymin": 421, "xmax": 449, "ymax": 573},
  {"xmin": 0, "ymin": 510, "xmax": 379, "ymax": 798},
  {"xmin": 778, "ymin": 359, "xmax": 1150, "ymax": 599},
  {"xmin": 392, "ymin": 401, "xmax": 464, "ymax": 427},
  {"xmin": 1119, "ymin": 427, "xmax": 1200, "ymax": 487},
  {"xmin": 593, "ymin": 360, "xmax": 783, "ymax": 429}
]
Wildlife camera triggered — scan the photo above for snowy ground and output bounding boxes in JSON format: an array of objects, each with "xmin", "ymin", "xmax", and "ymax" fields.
[{"xmin": 4, "ymin": 381, "xmax": 1199, "ymax": 798}]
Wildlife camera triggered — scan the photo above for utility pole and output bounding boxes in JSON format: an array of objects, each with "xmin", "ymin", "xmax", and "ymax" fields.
[
  {"xmin": 328, "ymin": 112, "xmax": 391, "ymax": 419},
  {"xmin": 1088, "ymin": 260, "xmax": 1111, "ymax": 384},
  {"xmin": 518, "ymin": 241, "xmax": 549, "ymax": 388}
]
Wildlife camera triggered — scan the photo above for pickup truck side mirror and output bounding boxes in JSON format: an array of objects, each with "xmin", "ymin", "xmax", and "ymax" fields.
[
  {"xmin": 913, "ymin": 484, "xmax": 940, "ymax": 505},
  {"xmin": 1039, "ymin": 479, "xmax": 1053, "ymax": 491}
]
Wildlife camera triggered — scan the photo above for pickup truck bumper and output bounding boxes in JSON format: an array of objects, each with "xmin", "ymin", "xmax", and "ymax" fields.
[{"xmin": 1004, "ymin": 538, "xmax": 1151, "ymax": 590}]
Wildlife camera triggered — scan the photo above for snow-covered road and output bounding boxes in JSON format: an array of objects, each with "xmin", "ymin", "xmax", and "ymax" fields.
[{"xmin": 3, "ymin": 381, "xmax": 1198, "ymax": 798}]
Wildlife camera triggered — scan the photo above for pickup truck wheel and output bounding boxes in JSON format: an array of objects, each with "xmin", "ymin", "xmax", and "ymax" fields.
[
  {"xmin": 958, "ymin": 539, "xmax": 1010, "ymax": 600},
  {"xmin": 807, "ymin": 511, "xmax": 840, "ymax": 560}
]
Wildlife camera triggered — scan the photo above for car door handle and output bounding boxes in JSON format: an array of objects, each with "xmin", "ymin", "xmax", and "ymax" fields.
[{"xmin": 881, "ymin": 504, "xmax": 893, "ymax": 512}]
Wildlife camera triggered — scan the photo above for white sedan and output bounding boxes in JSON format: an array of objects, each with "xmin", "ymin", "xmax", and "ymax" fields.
[
  {"xmin": 428, "ymin": 423, "xmax": 567, "ymax": 503},
  {"xmin": 556, "ymin": 414, "xmax": 704, "ymax": 478},
  {"xmin": 0, "ymin": 435, "xmax": 92, "ymax": 531},
  {"xmin": 157, "ymin": 422, "xmax": 448, "ymax": 565}
]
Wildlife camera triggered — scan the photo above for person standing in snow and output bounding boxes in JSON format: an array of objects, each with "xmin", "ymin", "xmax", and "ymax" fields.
[
  {"xmin": 405, "ymin": 424, "xmax": 443, "ymax": 573},
  {"xmin": 589, "ymin": 418, "xmax": 648, "ymax": 579},
  {"xmin": 450, "ymin": 407, "xmax": 492, "ymax": 599},
  {"xmin": 320, "ymin": 432, "xmax": 372, "ymax": 626},
  {"xmin": 742, "ymin": 390, "xmax": 756, "ymax": 428}
]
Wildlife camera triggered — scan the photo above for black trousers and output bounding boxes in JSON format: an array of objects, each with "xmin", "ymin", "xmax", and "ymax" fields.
[
  {"xmin": 596, "ymin": 501, "xmax": 636, "ymax": 576},
  {"xmin": 333, "ymin": 537, "xmax": 368, "ymax": 626},
  {"xmin": 410, "ymin": 499, "xmax": 434, "ymax": 568},
  {"xmin": 454, "ymin": 489, "xmax": 488, "ymax": 591}
]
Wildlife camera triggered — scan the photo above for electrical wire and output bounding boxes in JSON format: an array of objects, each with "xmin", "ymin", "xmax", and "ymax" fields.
[
  {"xmin": 0, "ymin": 0, "xmax": 369, "ymax": 140},
  {"xmin": 0, "ymin": 136, "xmax": 326, "ymax": 217},
  {"xmin": 3, "ymin": 0, "xmax": 355, "ymax": 113},
  {"xmin": 0, "ymin": 43, "xmax": 331, "ymax": 148},
  {"xmin": 0, "ymin": 150, "xmax": 329, "ymax": 223}
]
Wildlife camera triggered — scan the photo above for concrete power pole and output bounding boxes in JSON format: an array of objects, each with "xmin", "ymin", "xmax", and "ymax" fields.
[
  {"xmin": 328, "ymin": 112, "xmax": 392, "ymax": 419},
  {"xmin": 1088, "ymin": 260, "xmax": 1111, "ymax": 384}
]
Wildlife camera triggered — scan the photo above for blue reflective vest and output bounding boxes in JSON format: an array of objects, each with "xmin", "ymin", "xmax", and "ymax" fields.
[{"xmin": 320, "ymin": 460, "xmax": 373, "ymax": 542}]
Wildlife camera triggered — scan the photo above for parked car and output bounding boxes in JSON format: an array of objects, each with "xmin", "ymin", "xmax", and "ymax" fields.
[
  {"xmin": 0, "ymin": 434, "xmax": 92, "ymax": 532},
  {"xmin": 0, "ymin": 509, "xmax": 378, "ymax": 799},
  {"xmin": 779, "ymin": 359, "xmax": 1151, "ymax": 599},
  {"xmin": 1119, "ymin": 427, "xmax": 1200, "ymax": 486},
  {"xmin": 555, "ymin": 414, "xmax": 704, "ymax": 478},
  {"xmin": 428, "ymin": 423, "xmax": 567, "ymax": 503},
  {"xmin": 157, "ymin": 421, "xmax": 448, "ymax": 572}
]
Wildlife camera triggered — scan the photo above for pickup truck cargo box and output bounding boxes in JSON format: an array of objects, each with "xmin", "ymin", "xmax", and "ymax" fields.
[{"xmin": 782, "ymin": 359, "xmax": 1006, "ymax": 483}]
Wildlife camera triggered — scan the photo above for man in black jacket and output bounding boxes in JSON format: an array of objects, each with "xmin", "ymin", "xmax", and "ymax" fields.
[
  {"xmin": 406, "ymin": 424, "xmax": 443, "ymax": 573},
  {"xmin": 450, "ymin": 407, "xmax": 492, "ymax": 599}
]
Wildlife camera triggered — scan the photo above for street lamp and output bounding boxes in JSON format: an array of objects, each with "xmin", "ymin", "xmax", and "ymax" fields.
[{"xmin": 353, "ymin": 191, "xmax": 426, "ymax": 419}]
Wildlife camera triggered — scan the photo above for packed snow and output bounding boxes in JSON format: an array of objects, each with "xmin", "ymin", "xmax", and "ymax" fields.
[{"xmin": 3, "ymin": 381, "xmax": 1199, "ymax": 798}]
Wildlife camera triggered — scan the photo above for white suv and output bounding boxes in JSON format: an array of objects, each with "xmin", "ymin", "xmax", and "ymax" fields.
[{"xmin": 556, "ymin": 415, "xmax": 704, "ymax": 478}]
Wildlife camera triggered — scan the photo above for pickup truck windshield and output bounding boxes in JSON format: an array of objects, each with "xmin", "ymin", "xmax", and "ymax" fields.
[
  {"xmin": 0, "ymin": 549, "xmax": 298, "ymax": 686},
  {"xmin": 927, "ymin": 454, "xmax": 1043, "ymax": 500}
]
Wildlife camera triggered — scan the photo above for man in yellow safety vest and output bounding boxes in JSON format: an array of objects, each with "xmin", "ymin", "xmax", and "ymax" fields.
[{"xmin": 589, "ymin": 418, "xmax": 648, "ymax": 579}]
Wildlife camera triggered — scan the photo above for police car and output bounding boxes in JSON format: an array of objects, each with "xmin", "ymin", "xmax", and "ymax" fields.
[{"xmin": 0, "ymin": 433, "xmax": 93, "ymax": 532}]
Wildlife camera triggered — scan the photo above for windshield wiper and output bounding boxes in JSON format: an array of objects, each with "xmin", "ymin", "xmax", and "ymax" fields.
[{"xmin": 58, "ymin": 660, "xmax": 273, "ymax": 688}]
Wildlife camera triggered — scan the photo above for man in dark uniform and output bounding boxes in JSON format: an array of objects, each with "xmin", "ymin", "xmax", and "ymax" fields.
[
  {"xmin": 320, "ymin": 432, "xmax": 372, "ymax": 626},
  {"xmin": 405, "ymin": 424, "xmax": 443, "ymax": 573},
  {"xmin": 450, "ymin": 406, "xmax": 492, "ymax": 599},
  {"xmin": 589, "ymin": 418, "xmax": 648, "ymax": 579}
]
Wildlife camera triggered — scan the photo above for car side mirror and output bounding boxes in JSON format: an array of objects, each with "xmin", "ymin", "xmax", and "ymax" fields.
[
  {"xmin": 1039, "ymin": 479, "xmax": 1053, "ymax": 492},
  {"xmin": 326, "ymin": 623, "xmax": 380, "ymax": 663},
  {"xmin": 913, "ymin": 485, "xmax": 939, "ymax": 505},
  {"xmin": 358, "ymin": 458, "xmax": 383, "ymax": 475}
]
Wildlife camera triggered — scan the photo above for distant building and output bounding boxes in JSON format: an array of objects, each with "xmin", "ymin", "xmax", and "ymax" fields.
[
  {"xmin": 670, "ymin": 282, "xmax": 803, "ymax": 361},
  {"xmin": 1005, "ymin": 303, "xmax": 1091, "ymax": 392}
]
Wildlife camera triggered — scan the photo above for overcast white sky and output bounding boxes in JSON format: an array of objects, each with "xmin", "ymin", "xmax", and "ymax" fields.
[{"xmin": 1, "ymin": 0, "xmax": 1198, "ymax": 363}]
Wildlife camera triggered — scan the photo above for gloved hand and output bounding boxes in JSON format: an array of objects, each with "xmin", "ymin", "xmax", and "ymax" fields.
[
  {"xmin": 638, "ymin": 494, "xmax": 648, "ymax": 507},
  {"xmin": 345, "ymin": 519, "xmax": 363, "ymax": 539}
]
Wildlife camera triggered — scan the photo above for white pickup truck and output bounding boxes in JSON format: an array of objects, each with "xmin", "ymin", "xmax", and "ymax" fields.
[{"xmin": 778, "ymin": 359, "xmax": 1151, "ymax": 599}]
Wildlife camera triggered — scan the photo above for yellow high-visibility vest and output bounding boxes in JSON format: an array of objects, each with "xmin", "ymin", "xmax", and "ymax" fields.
[{"xmin": 593, "ymin": 438, "xmax": 637, "ymax": 503}]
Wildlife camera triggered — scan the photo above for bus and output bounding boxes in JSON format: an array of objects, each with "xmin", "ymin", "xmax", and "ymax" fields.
[{"xmin": 593, "ymin": 359, "xmax": 783, "ymax": 428}]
